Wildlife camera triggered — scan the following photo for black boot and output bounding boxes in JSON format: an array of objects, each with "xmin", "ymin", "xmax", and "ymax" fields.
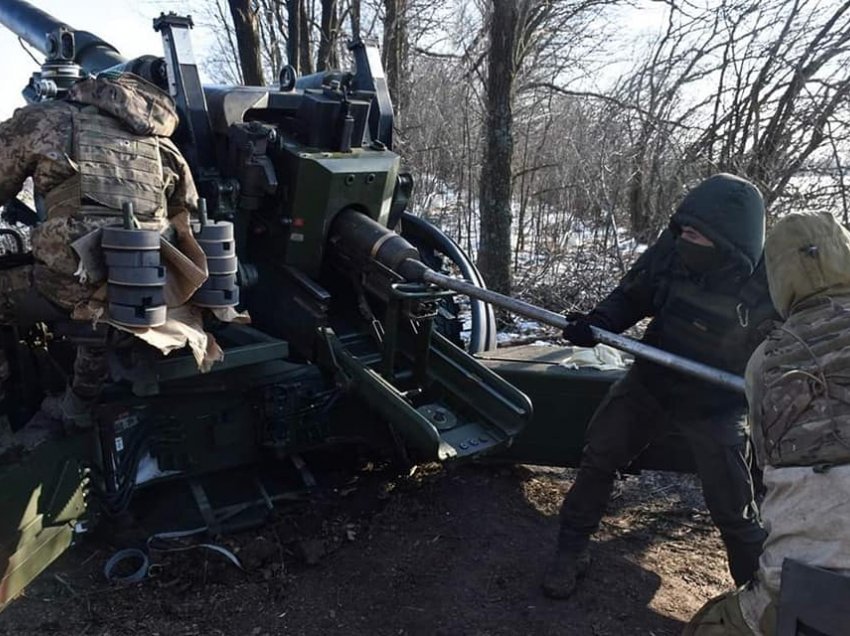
[{"xmin": 541, "ymin": 548, "xmax": 591, "ymax": 599}]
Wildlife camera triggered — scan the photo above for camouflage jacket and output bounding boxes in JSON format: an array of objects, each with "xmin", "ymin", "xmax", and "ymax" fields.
[
  {"xmin": 747, "ymin": 212, "xmax": 850, "ymax": 468},
  {"xmin": 0, "ymin": 73, "xmax": 197, "ymax": 310}
]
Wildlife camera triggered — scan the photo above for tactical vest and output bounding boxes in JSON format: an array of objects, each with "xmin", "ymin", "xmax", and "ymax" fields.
[
  {"xmin": 43, "ymin": 106, "xmax": 168, "ymax": 224},
  {"xmin": 755, "ymin": 295, "xmax": 850, "ymax": 467},
  {"xmin": 646, "ymin": 263, "xmax": 775, "ymax": 377}
]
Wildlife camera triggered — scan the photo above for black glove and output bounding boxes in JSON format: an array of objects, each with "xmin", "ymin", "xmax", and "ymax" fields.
[{"xmin": 562, "ymin": 312, "xmax": 597, "ymax": 347}]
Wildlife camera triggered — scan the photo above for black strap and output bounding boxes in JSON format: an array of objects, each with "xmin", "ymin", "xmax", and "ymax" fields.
[{"xmin": 737, "ymin": 257, "xmax": 768, "ymax": 310}]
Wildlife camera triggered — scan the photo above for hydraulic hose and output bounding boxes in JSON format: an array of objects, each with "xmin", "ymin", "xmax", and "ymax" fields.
[{"xmin": 400, "ymin": 212, "xmax": 496, "ymax": 353}]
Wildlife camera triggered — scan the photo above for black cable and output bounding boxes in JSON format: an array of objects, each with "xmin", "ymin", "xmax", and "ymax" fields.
[{"xmin": 400, "ymin": 213, "xmax": 496, "ymax": 353}]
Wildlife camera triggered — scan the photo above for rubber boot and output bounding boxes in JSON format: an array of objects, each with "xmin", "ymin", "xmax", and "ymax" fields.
[{"xmin": 541, "ymin": 548, "xmax": 591, "ymax": 599}]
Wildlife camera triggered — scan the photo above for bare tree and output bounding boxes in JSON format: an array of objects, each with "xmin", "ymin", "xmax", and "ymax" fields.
[
  {"xmin": 612, "ymin": 0, "xmax": 850, "ymax": 232},
  {"xmin": 382, "ymin": 0, "xmax": 408, "ymax": 119},
  {"xmin": 257, "ymin": 0, "xmax": 286, "ymax": 78},
  {"xmin": 228, "ymin": 0, "xmax": 266, "ymax": 85},
  {"xmin": 318, "ymin": 0, "xmax": 341, "ymax": 71},
  {"xmin": 276, "ymin": 0, "xmax": 315, "ymax": 76},
  {"xmin": 350, "ymin": 0, "xmax": 362, "ymax": 36},
  {"xmin": 476, "ymin": 0, "xmax": 619, "ymax": 293},
  {"xmin": 195, "ymin": 0, "xmax": 850, "ymax": 317},
  {"xmin": 477, "ymin": 0, "xmax": 517, "ymax": 295}
]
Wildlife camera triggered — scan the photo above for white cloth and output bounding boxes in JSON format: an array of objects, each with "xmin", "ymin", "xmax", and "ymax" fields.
[{"xmin": 557, "ymin": 343, "xmax": 629, "ymax": 371}]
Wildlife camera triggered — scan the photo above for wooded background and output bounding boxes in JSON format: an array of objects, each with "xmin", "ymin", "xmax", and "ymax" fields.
[{"xmin": 204, "ymin": 0, "xmax": 850, "ymax": 306}]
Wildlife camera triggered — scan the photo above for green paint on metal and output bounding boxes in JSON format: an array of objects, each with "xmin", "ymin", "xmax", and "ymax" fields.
[
  {"xmin": 277, "ymin": 145, "xmax": 400, "ymax": 278},
  {"xmin": 0, "ymin": 433, "xmax": 90, "ymax": 609},
  {"xmin": 480, "ymin": 345, "xmax": 697, "ymax": 472}
]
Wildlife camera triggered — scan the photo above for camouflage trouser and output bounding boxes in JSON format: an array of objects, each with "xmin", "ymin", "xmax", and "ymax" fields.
[
  {"xmin": 0, "ymin": 264, "xmax": 35, "ymax": 325},
  {"xmin": 0, "ymin": 265, "xmax": 35, "ymax": 391},
  {"xmin": 0, "ymin": 263, "xmax": 106, "ymax": 401},
  {"xmin": 31, "ymin": 216, "xmax": 106, "ymax": 311},
  {"xmin": 71, "ymin": 344, "xmax": 108, "ymax": 399}
]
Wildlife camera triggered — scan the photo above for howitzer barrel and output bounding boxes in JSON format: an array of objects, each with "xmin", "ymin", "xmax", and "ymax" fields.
[
  {"xmin": 330, "ymin": 209, "xmax": 421, "ymax": 275},
  {"xmin": 330, "ymin": 211, "xmax": 746, "ymax": 394},
  {"xmin": 0, "ymin": 0, "xmax": 125, "ymax": 74}
]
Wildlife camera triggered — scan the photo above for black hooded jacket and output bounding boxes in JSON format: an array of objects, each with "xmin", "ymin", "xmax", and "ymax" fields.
[{"xmin": 588, "ymin": 174, "xmax": 778, "ymax": 413}]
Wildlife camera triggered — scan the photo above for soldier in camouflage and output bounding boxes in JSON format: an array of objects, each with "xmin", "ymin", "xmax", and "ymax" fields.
[
  {"xmin": 0, "ymin": 70, "xmax": 197, "ymax": 431},
  {"xmin": 684, "ymin": 212, "xmax": 850, "ymax": 635}
]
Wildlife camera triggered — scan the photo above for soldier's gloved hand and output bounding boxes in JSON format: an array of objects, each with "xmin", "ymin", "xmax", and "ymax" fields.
[{"xmin": 562, "ymin": 312, "xmax": 597, "ymax": 347}]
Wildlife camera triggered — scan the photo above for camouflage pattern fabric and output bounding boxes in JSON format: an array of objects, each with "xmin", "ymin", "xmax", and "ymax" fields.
[
  {"xmin": 753, "ymin": 212, "xmax": 850, "ymax": 467},
  {"xmin": 0, "ymin": 264, "xmax": 34, "ymax": 323},
  {"xmin": 67, "ymin": 72, "xmax": 179, "ymax": 137},
  {"xmin": 0, "ymin": 72, "xmax": 199, "ymax": 404},
  {"xmin": 43, "ymin": 109, "xmax": 169, "ymax": 221},
  {"xmin": 30, "ymin": 217, "xmax": 116, "ymax": 310},
  {"xmin": 757, "ymin": 296, "xmax": 850, "ymax": 467},
  {"xmin": 71, "ymin": 344, "xmax": 108, "ymax": 400},
  {"xmin": 0, "ymin": 72, "xmax": 197, "ymax": 314},
  {"xmin": 687, "ymin": 212, "xmax": 850, "ymax": 634}
]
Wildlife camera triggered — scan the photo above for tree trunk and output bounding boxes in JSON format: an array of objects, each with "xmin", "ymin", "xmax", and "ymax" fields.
[
  {"xmin": 286, "ymin": 0, "xmax": 314, "ymax": 75},
  {"xmin": 350, "ymin": 0, "xmax": 361, "ymax": 38},
  {"xmin": 228, "ymin": 0, "xmax": 265, "ymax": 85},
  {"xmin": 477, "ymin": 0, "xmax": 517, "ymax": 295},
  {"xmin": 382, "ymin": 0, "xmax": 407, "ymax": 119},
  {"xmin": 299, "ymin": 0, "xmax": 314, "ymax": 75},
  {"xmin": 258, "ymin": 0, "xmax": 283, "ymax": 78},
  {"xmin": 317, "ymin": 0, "xmax": 339, "ymax": 71},
  {"xmin": 286, "ymin": 0, "xmax": 301, "ymax": 71}
]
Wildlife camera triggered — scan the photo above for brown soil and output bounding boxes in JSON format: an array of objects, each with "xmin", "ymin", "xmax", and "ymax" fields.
[{"xmin": 0, "ymin": 464, "xmax": 728, "ymax": 635}]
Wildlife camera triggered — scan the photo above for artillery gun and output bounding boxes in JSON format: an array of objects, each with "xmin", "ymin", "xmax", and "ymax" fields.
[
  {"xmin": 0, "ymin": 0, "xmax": 706, "ymax": 608},
  {"xmin": 0, "ymin": 0, "xmax": 536, "ymax": 605}
]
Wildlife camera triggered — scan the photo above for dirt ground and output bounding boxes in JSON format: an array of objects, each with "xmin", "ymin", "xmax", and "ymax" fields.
[{"xmin": 0, "ymin": 463, "xmax": 729, "ymax": 636}]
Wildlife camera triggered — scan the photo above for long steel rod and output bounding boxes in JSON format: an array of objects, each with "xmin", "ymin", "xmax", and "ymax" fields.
[{"xmin": 420, "ymin": 269, "xmax": 746, "ymax": 394}]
